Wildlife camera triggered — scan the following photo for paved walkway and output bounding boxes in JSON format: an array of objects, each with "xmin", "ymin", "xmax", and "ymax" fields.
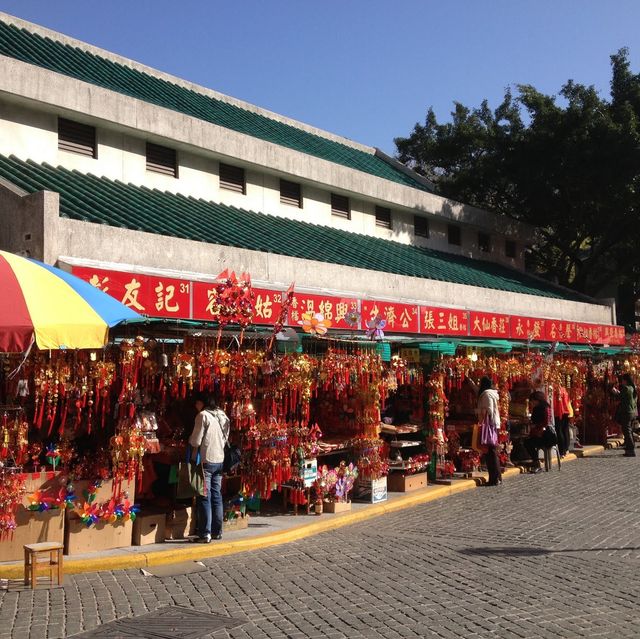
[{"xmin": 2, "ymin": 449, "xmax": 640, "ymax": 638}]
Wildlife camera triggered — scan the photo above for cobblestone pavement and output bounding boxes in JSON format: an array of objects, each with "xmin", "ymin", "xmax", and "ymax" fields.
[{"xmin": 3, "ymin": 450, "xmax": 640, "ymax": 638}]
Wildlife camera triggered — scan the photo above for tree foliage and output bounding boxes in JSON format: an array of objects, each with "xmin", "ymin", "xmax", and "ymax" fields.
[{"xmin": 395, "ymin": 49, "xmax": 640, "ymax": 303}]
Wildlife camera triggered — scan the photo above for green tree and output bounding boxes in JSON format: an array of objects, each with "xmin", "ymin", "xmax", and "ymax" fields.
[{"xmin": 395, "ymin": 49, "xmax": 640, "ymax": 305}]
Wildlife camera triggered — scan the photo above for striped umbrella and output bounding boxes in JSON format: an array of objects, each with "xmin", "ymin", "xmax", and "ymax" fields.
[{"xmin": 0, "ymin": 250, "xmax": 140, "ymax": 352}]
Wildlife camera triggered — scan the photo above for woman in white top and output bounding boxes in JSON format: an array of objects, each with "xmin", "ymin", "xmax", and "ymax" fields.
[
  {"xmin": 189, "ymin": 394, "xmax": 230, "ymax": 543},
  {"xmin": 477, "ymin": 376, "xmax": 502, "ymax": 486}
]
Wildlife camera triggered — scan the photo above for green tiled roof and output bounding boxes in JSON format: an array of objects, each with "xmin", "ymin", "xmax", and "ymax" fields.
[
  {"xmin": 0, "ymin": 20, "xmax": 430, "ymax": 192},
  {"xmin": 0, "ymin": 154, "xmax": 588, "ymax": 302}
]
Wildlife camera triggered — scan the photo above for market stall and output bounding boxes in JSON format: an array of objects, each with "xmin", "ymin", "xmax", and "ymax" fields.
[{"xmin": 1, "ymin": 252, "xmax": 634, "ymax": 560}]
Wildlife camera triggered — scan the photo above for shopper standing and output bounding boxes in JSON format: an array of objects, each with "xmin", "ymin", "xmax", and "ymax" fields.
[
  {"xmin": 613, "ymin": 374, "xmax": 637, "ymax": 457},
  {"xmin": 525, "ymin": 391, "xmax": 555, "ymax": 473},
  {"xmin": 553, "ymin": 385, "xmax": 571, "ymax": 457},
  {"xmin": 477, "ymin": 376, "xmax": 502, "ymax": 486},
  {"xmin": 189, "ymin": 395, "xmax": 230, "ymax": 542}
]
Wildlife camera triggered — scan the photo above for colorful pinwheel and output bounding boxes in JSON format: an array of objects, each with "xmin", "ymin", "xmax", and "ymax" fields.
[
  {"xmin": 299, "ymin": 312, "xmax": 332, "ymax": 336},
  {"xmin": 366, "ymin": 315, "xmax": 386, "ymax": 340}
]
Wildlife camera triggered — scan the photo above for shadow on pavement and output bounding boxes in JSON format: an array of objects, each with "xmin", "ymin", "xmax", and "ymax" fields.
[
  {"xmin": 459, "ymin": 545, "xmax": 640, "ymax": 557},
  {"xmin": 459, "ymin": 546, "xmax": 551, "ymax": 557}
]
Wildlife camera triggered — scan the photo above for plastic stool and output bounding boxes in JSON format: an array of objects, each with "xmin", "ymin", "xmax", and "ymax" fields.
[
  {"xmin": 24, "ymin": 542, "xmax": 63, "ymax": 589},
  {"xmin": 543, "ymin": 445, "xmax": 561, "ymax": 472}
]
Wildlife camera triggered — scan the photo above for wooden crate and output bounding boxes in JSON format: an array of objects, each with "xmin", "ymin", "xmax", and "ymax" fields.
[
  {"xmin": 322, "ymin": 500, "xmax": 352, "ymax": 514},
  {"xmin": 387, "ymin": 472, "xmax": 428, "ymax": 493},
  {"xmin": 132, "ymin": 512, "xmax": 166, "ymax": 546},
  {"xmin": 0, "ymin": 508, "xmax": 65, "ymax": 562},
  {"xmin": 65, "ymin": 515, "xmax": 133, "ymax": 555}
]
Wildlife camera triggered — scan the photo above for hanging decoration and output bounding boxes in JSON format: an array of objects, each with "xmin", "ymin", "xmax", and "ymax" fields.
[
  {"xmin": 0, "ymin": 470, "xmax": 25, "ymax": 539},
  {"xmin": 366, "ymin": 315, "xmax": 386, "ymax": 340},
  {"xmin": 344, "ymin": 309, "xmax": 361, "ymax": 330},
  {"xmin": 299, "ymin": 312, "xmax": 332, "ymax": 336},
  {"xmin": 268, "ymin": 282, "xmax": 295, "ymax": 352}
]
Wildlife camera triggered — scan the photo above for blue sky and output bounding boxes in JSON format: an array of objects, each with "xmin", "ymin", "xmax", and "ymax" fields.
[{"xmin": 1, "ymin": 1, "xmax": 638, "ymax": 154}]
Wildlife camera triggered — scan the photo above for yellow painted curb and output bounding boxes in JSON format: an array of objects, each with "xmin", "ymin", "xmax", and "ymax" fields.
[
  {"xmin": 0, "ymin": 448, "xmax": 604, "ymax": 578},
  {"xmin": 575, "ymin": 445, "xmax": 605, "ymax": 457},
  {"xmin": 0, "ymin": 479, "xmax": 478, "ymax": 578}
]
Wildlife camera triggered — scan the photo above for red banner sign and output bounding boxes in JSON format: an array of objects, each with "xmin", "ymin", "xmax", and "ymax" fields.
[
  {"xmin": 361, "ymin": 300, "xmax": 419, "ymax": 333},
  {"xmin": 420, "ymin": 306, "xmax": 468, "ymax": 336},
  {"xmin": 510, "ymin": 316, "xmax": 546, "ymax": 342},
  {"xmin": 545, "ymin": 320, "xmax": 577, "ymax": 343},
  {"xmin": 146, "ymin": 275, "xmax": 192, "ymax": 319},
  {"xmin": 287, "ymin": 293, "xmax": 359, "ymax": 330},
  {"xmin": 574, "ymin": 322, "xmax": 625, "ymax": 346},
  {"xmin": 72, "ymin": 266, "xmax": 625, "ymax": 345},
  {"xmin": 252, "ymin": 288, "xmax": 285, "ymax": 326},
  {"xmin": 469, "ymin": 312, "xmax": 510, "ymax": 338}
]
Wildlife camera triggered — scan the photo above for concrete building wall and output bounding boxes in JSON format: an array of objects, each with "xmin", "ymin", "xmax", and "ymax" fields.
[
  {"xmin": 0, "ymin": 93, "xmax": 527, "ymax": 268},
  {"xmin": 0, "ymin": 178, "xmax": 613, "ymax": 324},
  {"xmin": 0, "ymin": 56, "xmax": 530, "ymax": 269},
  {"xmin": 53, "ymin": 217, "xmax": 612, "ymax": 325}
]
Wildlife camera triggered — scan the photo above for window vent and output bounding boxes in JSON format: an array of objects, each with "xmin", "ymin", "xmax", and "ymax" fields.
[
  {"xmin": 478, "ymin": 232, "xmax": 491, "ymax": 253},
  {"xmin": 219, "ymin": 163, "xmax": 246, "ymax": 194},
  {"xmin": 331, "ymin": 193, "xmax": 350, "ymax": 220},
  {"xmin": 375, "ymin": 206, "xmax": 392, "ymax": 229},
  {"xmin": 58, "ymin": 118, "xmax": 96, "ymax": 158},
  {"xmin": 414, "ymin": 216, "xmax": 429, "ymax": 238},
  {"xmin": 280, "ymin": 179, "xmax": 302, "ymax": 208},
  {"xmin": 146, "ymin": 143, "xmax": 177, "ymax": 178},
  {"xmin": 448, "ymin": 224, "xmax": 461, "ymax": 246}
]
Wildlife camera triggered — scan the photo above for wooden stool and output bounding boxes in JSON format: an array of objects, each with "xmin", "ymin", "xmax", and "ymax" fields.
[{"xmin": 24, "ymin": 542, "xmax": 63, "ymax": 589}]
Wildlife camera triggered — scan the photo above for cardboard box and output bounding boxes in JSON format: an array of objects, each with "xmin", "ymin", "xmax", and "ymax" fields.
[
  {"xmin": 0, "ymin": 508, "xmax": 65, "ymax": 562},
  {"xmin": 302, "ymin": 459, "xmax": 318, "ymax": 487},
  {"xmin": 322, "ymin": 500, "xmax": 352, "ymax": 514},
  {"xmin": 165, "ymin": 506, "xmax": 195, "ymax": 540},
  {"xmin": 65, "ymin": 515, "xmax": 133, "ymax": 555},
  {"xmin": 354, "ymin": 477, "xmax": 388, "ymax": 503},
  {"xmin": 132, "ymin": 512, "xmax": 166, "ymax": 545},
  {"xmin": 71, "ymin": 478, "xmax": 135, "ymax": 505},
  {"xmin": 223, "ymin": 516, "xmax": 249, "ymax": 532},
  {"xmin": 387, "ymin": 471, "xmax": 428, "ymax": 493}
]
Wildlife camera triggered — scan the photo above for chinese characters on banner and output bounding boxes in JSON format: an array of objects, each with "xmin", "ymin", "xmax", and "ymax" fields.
[
  {"xmin": 251, "ymin": 289, "xmax": 285, "ymax": 325},
  {"xmin": 545, "ymin": 320, "xmax": 577, "ymax": 343},
  {"xmin": 469, "ymin": 312, "xmax": 510, "ymax": 338},
  {"xmin": 511, "ymin": 316, "xmax": 545, "ymax": 342},
  {"xmin": 287, "ymin": 293, "xmax": 360, "ymax": 329},
  {"xmin": 190, "ymin": 284, "xmax": 283, "ymax": 325},
  {"xmin": 361, "ymin": 300, "xmax": 419, "ymax": 333},
  {"xmin": 574, "ymin": 323, "xmax": 625, "ymax": 346},
  {"xmin": 72, "ymin": 267, "xmax": 191, "ymax": 318},
  {"xmin": 72, "ymin": 266, "xmax": 625, "ymax": 344},
  {"xmin": 420, "ymin": 306, "xmax": 468, "ymax": 336},
  {"xmin": 604, "ymin": 325, "xmax": 626, "ymax": 346}
]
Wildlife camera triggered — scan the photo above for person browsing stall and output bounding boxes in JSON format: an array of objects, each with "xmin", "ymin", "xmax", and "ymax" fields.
[
  {"xmin": 189, "ymin": 394, "xmax": 230, "ymax": 543},
  {"xmin": 524, "ymin": 391, "xmax": 556, "ymax": 473},
  {"xmin": 477, "ymin": 376, "xmax": 502, "ymax": 486},
  {"xmin": 613, "ymin": 374, "xmax": 638, "ymax": 457}
]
